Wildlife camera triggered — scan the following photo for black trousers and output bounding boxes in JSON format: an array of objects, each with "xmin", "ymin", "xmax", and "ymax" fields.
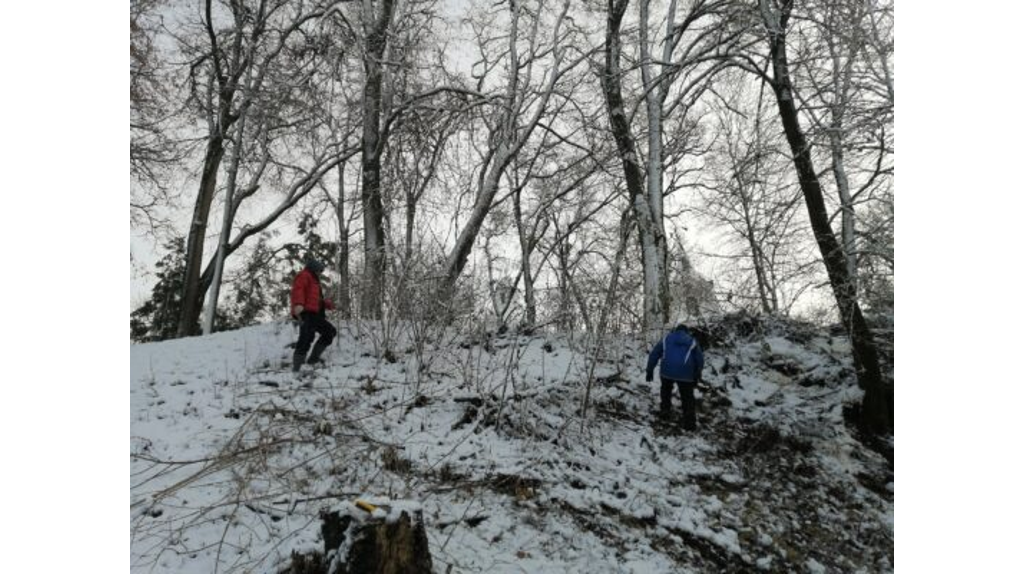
[
  {"xmin": 660, "ymin": 377, "xmax": 697, "ymax": 430},
  {"xmin": 295, "ymin": 311, "xmax": 337, "ymax": 357}
]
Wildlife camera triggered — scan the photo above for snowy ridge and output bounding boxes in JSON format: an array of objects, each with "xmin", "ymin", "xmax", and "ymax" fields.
[{"xmin": 130, "ymin": 315, "xmax": 893, "ymax": 573}]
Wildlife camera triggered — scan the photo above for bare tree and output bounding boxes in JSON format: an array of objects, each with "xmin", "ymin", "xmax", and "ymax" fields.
[
  {"xmin": 600, "ymin": 0, "xmax": 667, "ymax": 335},
  {"xmin": 785, "ymin": 0, "xmax": 893, "ymax": 293},
  {"xmin": 131, "ymin": 0, "xmax": 183, "ymax": 232},
  {"xmin": 356, "ymin": 0, "xmax": 399, "ymax": 319},
  {"xmin": 382, "ymin": 78, "xmax": 467, "ymax": 321},
  {"xmin": 438, "ymin": 0, "xmax": 587, "ymax": 300},
  {"xmin": 177, "ymin": 0, "xmax": 340, "ymax": 336},
  {"xmin": 600, "ymin": 0, "xmax": 747, "ymax": 334},
  {"xmin": 507, "ymin": 82, "xmax": 609, "ymax": 328},
  {"xmin": 696, "ymin": 72, "xmax": 812, "ymax": 315},
  {"xmin": 758, "ymin": 0, "xmax": 890, "ymax": 435},
  {"xmin": 350, "ymin": 0, "xmax": 475, "ymax": 318},
  {"xmin": 199, "ymin": 4, "xmax": 365, "ymax": 332},
  {"xmin": 511, "ymin": 169, "xmax": 549, "ymax": 326},
  {"xmin": 321, "ymin": 41, "xmax": 365, "ymax": 321},
  {"xmin": 324, "ymin": 162, "xmax": 358, "ymax": 319},
  {"xmin": 863, "ymin": 0, "xmax": 893, "ymax": 108}
]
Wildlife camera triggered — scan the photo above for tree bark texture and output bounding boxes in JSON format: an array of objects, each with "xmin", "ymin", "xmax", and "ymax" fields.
[
  {"xmin": 360, "ymin": 0, "xmax": 398, "ymax": 319},
  {"xmin": 178, "ymin": 134, "xmax": 227, "ymax": 336},
  {"xmin": 287, "ymin": 507, "xmax": 433, "ymax": 574},
  {"xmin": 761, "ymin": 0, "xmax": 891, "ymax": 434},
  {"xmin": 513, "ymin": 188, "xmax": 538, "ymax": 326},
  {"xmin": 602, "ymin": 0, "xmax": 668, "ymax": 334}
]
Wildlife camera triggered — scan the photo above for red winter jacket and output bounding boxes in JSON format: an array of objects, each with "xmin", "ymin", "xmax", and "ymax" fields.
[{"xmin": 290, "ymin": 268, "xmax": 335, "ymax": 316}]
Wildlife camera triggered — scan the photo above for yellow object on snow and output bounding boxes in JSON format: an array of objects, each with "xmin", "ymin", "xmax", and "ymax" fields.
[{"xmin": 355, "ymin": 499, "xmax": 378, "ymax": 513}]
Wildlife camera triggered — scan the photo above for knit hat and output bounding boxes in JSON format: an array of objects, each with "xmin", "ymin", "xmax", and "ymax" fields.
[{"xmin": 305, "ymin": 258, "xmax": 325, "ymax": 274}]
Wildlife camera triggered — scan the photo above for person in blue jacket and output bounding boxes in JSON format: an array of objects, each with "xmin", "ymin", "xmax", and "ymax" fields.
[{"xmin": 646, "ymin": 323, "xmax": 704, "ymax": 430}]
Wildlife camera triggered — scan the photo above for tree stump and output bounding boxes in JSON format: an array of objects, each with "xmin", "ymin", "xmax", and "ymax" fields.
[{"xmin": 285, "ymin": 500, "xmax": 433, "ymax": 574}]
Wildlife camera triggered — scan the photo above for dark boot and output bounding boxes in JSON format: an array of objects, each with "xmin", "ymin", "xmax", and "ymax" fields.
[
  {"xmin": 292, "ymin": 350, "xmax": 306, "ymax": 372},
  {"xmin": 306, "ymin": 339, "xmax": 330, "ymax": 365}
]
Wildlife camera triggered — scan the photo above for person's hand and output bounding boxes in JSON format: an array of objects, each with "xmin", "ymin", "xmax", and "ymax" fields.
[{"xmin": 292, "ymin": 304, "xmax": 304, "ymax": 317}]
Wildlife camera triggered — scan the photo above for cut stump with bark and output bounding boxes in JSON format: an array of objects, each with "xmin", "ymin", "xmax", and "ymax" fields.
[{"xmin": 283, "ymin": 501, "xmax": 433, "ymax": 574}]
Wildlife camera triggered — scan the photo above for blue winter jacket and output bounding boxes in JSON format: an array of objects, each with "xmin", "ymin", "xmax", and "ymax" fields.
[{"xmin": 646, "ymin": 328, "xmax": 704, "ymax": 382}]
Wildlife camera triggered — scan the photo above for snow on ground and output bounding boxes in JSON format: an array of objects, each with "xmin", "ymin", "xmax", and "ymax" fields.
[{"xmin": 130, "ymin": 315, "xmax": 893, "ymax": 573}]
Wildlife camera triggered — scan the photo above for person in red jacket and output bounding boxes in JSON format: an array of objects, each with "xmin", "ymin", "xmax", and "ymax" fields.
[{"xmin": 290, "ymin": 258, "xmax": 337, "ymax": 372}]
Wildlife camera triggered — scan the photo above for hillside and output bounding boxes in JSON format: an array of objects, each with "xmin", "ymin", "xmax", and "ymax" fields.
[{"xmin": 130, "ymin": 314, "xmax": 893, "ymax": 573}]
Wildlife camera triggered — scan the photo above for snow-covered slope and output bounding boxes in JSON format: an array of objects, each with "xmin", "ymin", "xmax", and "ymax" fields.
[{"xmin": 130, "ymin": 315, "xmax": 893, "ymax": 573}]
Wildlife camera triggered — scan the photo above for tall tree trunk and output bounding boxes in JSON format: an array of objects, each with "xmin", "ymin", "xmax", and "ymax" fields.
[
  {"xmin": 360, "ymin": 0, "xmax": 397, "ymax": 320},
  {"xmin": 555, "ymin": 238, "xmax": 573, "ymax": 333},
  {"xmin": 830, "ymin": 129, "xmax": 857, "ymax": 285},
  {"xmin": 336, "ymin": 163, "xmax": 352, "ymax": 319},
  {"xmin": 761, "ymin": 0, "xmax": 890, "ymax": 434},
  {"xmin": 398, "ymin": 171, "xmax": 417, "ymax": 321},
  {"xmin": 640, "ymin": 0, "xmax": 675, "ymax": 324},
  {"xmin": 602, "ymin": 0, "xmax": 666, "ymax": 336},
  {"xmin": 742, "ymin": 213, "xmax": 773, "ymax": 313},
  {"xmin": 361, "ymin": 150, "xmax": 385, "ymax": 319},
  {"xmin": 639, "ymin": 0, "xmax": 663, "ymax": 225},
  {"xmin": 442, "ymin": 151, "xmax": 508, "ymax": 295},
  {"xmin": 178, "ymin": 135, "xmax": 226, "ymax": 336},
  {"xmin": 203, "ymin": 89, "xmax": 256, "ymax": 335},
  {"xmin": 202, "ymin": 116, "xmax": 246, "ymax": 334},
  {"xmin": 512, "ymin": 188, "xmax": 538, "ymax": 326},
  {"xmin": 405, "ymin": 199, "xmax": 416, "ymax": 269},
  {"xmin": 178, "ymin": 0, "xmax": 246, "ymax": 337}
]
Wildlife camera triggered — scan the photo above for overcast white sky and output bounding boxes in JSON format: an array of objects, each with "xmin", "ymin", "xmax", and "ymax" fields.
[
  {"xmin": 128, "ymin": 0, "xmax": 793, "ymax": 315},
  {"xmin": 0, "ymin": 2, "xmax": 1019, "ymax": 571}
]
